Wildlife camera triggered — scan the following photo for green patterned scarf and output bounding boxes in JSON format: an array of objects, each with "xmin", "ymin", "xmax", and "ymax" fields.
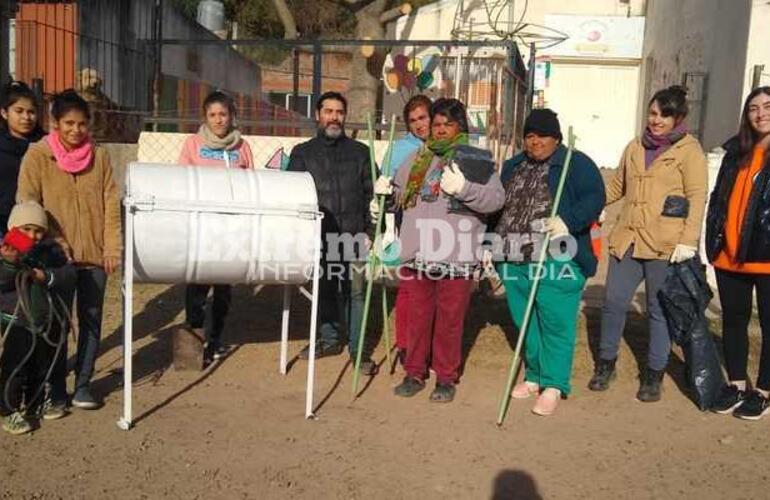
[{"xmin": 400, "ymin": 132, "xmax": 468, "ymax": 209}]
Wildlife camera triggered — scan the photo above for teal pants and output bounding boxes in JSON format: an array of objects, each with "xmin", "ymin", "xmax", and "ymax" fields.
[{"xmin": 497, "ymin": 260, "xmax": 586, "ymax": 395}]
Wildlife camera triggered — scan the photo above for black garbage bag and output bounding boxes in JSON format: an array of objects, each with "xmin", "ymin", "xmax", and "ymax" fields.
[
  {"xmin": 658, "ymin": 256, "xmax": 726, "ymax": 410},
  {"xmin": 453, "ymin": 145, "xmax": 496, "ymax": 185}
]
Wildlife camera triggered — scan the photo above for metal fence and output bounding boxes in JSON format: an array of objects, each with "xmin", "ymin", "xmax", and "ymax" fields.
[
  {"xmin": 144, "ymin": 38, "xmax": 530, "ymax": 167},
  {"xmin": 8, "ymin": 0, "xmax": 156, "ymax": 142},
  {"xmin": 6, "ymin": 1, "xmax": 532, "ymax": 160}
]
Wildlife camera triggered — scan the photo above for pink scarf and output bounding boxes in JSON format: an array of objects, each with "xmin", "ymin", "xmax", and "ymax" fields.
[{"xmin": 46, "ymin": 130, "xmax": 94, "ymax": 174}]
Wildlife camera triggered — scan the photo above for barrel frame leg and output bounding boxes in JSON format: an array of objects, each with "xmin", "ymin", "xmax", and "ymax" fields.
[
  {"xmin": 117, "ymin": 200, "xmax": 135, "ymax": 431},
  {"xmin": 305, "ymin": 217, "xmax": 322, "ymax": 419},
  {"xmin": 280, "ymin": 285, "xmax": 291, "ymax": 374}
]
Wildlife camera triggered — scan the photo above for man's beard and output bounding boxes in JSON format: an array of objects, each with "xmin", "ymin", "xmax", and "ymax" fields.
[{"xmin": 322, "ymin": 122, "xmax": 343, "ymax": 139}]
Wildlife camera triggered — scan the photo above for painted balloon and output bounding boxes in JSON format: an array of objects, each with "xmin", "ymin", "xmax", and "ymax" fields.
[
  {"xmin": 421, "ymin": 54, "xmax": 439, "ymax": 74},
  {"xmin": 402, "ymin": 71, "xmax": 416, "ymax": 90},
  {"xmin": 407, "ymin": 58, "xmax": 422, "ymax": 74},
  {"xmin": 385, "ymin": 70, "xmax": 401, "ymax": 93},
  {"xmin": 393, "ymin": 54, "xmax": 409, "ymax": 72},
  {"xmin": 416, "ymin": 71, "xmax": 434, "ymax": 91}
]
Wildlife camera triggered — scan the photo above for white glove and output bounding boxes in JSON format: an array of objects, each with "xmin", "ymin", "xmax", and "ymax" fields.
[
  {"xmin": 482, "ymin": 249, "xmax": 494, "ymax": 268},
  {"xmin": 440, "ymin": 162, "xmax": 466, "ymax": 196},
  {"xmin": 670, "ymin": 244, "xmax": 697, "ymax": 263},
  {"xmin": 598, "ymin": 209, "xmax": 607, "ymax": 224},
  {"xmin": 544, "ymin": 216, "xmax": 569, "ymax": 237},
  {"xmin": 530, "ymin": 218, "xmax": 548, "ymax": 233},
  {"xmin": 373, "ymin": 175, "xmax": 393, "ymax": 196},
  {"xmin": 369, "ymin": 198, "xmax": 381, "ymax": 224}
]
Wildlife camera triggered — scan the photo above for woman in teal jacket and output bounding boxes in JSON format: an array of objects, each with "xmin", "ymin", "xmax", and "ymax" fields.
[{"xmin": 493, "ymin": 109, "xmax": 605, "ymax": 416}]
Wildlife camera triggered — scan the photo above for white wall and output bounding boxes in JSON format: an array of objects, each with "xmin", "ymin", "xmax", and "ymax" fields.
[
  {"xmin": 396, "ymin": 0, "xmax": 647, "ymax": 44},
  {"xmin": 641, "ymin": 0, "xmax": 752, "ymax": 150},
  {"xmin": 744, "ymin": 0, "xmax": 770, "ymax": 100}
]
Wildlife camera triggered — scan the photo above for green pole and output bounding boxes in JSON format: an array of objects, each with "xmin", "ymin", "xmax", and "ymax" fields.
[
  {"xmin": 495, "ymin": 127, "xmax": 577, "ymax": 426},
  {"xmin": 380, "ymin": 116, "xmax": 398, "ymax": 369},
  {"xmin": 352, "ymin": 113, "xmax": 397, "ymax": 395}
]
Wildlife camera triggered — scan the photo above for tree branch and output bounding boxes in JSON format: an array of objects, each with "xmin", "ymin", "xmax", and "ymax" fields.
[
  {"xmin": 379, "ymin": 3, "xmax": 412, "ymax": 24},
  {"xmin": 270, "ymin": 0, "xmax": 298, "ymax": 39}
]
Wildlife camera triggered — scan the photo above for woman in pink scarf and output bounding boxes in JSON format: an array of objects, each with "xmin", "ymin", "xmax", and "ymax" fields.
[{"xmin": 17, "ymin": 90, "xmax": 122, "ymax": 412}]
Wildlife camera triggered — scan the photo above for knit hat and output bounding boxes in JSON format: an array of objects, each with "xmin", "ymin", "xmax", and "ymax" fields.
[
  {"xmin": 7, "ymin": 200, "xmax": 48, "ymax": 231},
  {"xmin": 524, "ymin": 109, "xmax": 562, "ymax": 141}
]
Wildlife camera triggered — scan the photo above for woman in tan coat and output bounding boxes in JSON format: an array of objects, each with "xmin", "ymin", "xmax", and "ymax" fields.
[
  {"xmin": 17, "ymin": 90, "xmax": 121, "ymax": 411},
  {"xmin": 588, "ymin": 85, "xmax": 707, "ymax": 402}
]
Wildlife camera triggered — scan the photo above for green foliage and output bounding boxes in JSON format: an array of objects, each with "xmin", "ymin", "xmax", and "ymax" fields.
[{"xmin": 170, "ymin": 0, "xmax": 440, "ymax": 39}]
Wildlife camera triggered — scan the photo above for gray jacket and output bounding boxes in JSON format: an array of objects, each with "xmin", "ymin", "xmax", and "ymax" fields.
[{"xmin": 392, "ymin": 154, "xmax": 505, "ymax": 270}]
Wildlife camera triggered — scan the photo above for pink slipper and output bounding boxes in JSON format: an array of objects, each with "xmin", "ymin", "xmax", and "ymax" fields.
[
  {"xmin": 532, "ymin": 388, "xmax": 561, "ymax": 416},
  {"xmin": 511, "ymin": 381, "xmax": 539, "ymax": 399}
]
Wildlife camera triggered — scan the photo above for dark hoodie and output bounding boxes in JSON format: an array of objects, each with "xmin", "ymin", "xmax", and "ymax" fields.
[{"xmin": 0, "ymin": 127, "xmax": 45, "ymax": 228}]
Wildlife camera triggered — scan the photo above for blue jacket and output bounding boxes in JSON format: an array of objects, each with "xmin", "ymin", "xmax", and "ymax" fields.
[
  {"xmin": 500, "ymin": 145, "xmax": 606, "ymax": 277},
  {"xmin": 383, "ymin": 133, "xmax": 423, "ymax": 176}
]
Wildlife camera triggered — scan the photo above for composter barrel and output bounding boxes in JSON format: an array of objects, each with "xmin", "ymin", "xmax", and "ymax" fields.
[{"xmin": 125, "ymin": 163, "xmax": 319, "ymax": 285}]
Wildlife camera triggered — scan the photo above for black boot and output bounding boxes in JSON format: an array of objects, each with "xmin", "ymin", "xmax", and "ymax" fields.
[
  {"xmin": 588, "ymin": 358, "xmax": 617, "ymax": 391},
  {"xmin": 636, "ymin": 368, "xmax": 664, "ymax": 402}
]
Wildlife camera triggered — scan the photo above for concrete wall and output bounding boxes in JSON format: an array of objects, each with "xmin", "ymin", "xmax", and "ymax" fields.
[
  {"xmin": 160, "ymin": 3, "xmax": 260, "ymax": 97},
  {"xmin": 744, "ymin": 0, "xmax": 770, "ymax": 100},
  {"xmin": 641, "ymin": 0, "xmax": 752, "ymax": 150}
]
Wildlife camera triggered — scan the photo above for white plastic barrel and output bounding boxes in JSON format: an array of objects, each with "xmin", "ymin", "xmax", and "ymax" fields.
[{"xmin": 125, "ymin": 163, "xmax": 320, "ymax": 285}]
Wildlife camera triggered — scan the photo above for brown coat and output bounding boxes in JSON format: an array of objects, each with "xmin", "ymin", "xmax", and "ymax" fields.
[
  {"xmin": 606, "ymin": 134, "xmax": 707, "ymax": 260},
  {"xmin": 16, "ymin": 140, "xmax": 122, "ymax": 266}
]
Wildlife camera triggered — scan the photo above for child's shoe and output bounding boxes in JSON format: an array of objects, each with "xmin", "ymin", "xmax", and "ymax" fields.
[{"xmin": 3, "ymin": 412, "xmax": 32, "ymax": 435}]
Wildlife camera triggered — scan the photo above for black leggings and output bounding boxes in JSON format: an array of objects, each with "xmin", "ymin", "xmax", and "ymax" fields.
[
  {"xmin": 715, "ymin": 268, "xmax": 770, "ymax": 390},
  {"xmin": 0, "ymin": 325, "xmax": 62, "ymax": 416}
]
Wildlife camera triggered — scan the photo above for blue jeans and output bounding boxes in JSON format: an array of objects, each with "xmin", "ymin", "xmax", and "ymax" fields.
[
  {"xmin": 318, "ymin": 260, "xmax": 366, "ymax": 355},
  {"xmin": 73, "ymin": 266, "xmax": 108, "ymax": 390}
]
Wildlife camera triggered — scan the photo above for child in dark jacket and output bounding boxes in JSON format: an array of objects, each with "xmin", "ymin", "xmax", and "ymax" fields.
[{"xmin": 0, "ymin": 201, "xmax": 75, "ymax": 435}]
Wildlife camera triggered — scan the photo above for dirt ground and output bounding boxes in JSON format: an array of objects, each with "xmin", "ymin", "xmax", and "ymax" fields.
[{"xmin": 2, "ymin": 175, "xmax": 770, "ymax": 500}]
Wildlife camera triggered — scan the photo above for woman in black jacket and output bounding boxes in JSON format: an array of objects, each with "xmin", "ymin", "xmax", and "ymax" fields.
[
  {"xmin": 0, "ymin": 82, "xmax": 44, "ymax": 234},
  {"xmin": 706, "ymin": 86, "xmax": 770, "ymax": 420}
]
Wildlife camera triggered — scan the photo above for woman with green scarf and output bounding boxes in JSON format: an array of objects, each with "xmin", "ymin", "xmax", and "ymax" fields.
[{"xmin": 373, "ymin": 98, "xmax": 505, "ymax": 403}]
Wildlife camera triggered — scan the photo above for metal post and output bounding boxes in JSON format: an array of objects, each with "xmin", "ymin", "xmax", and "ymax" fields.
[
  {"xmin": 280, "ymin": 285, "xmax": 291, "ymax": 374},
  {"xmin": 151, "ymin": 0, "xmax": 163, "ymax": 132},
  {"xmin": 0, "ymin": 0, "xmax": 12, "ymax": 85},
  {"xmin": 454, "ymin": 49, "xmax": 462, "ymax": 100},
  {"xmin": 311, "ymin": 41, "xmax": 322, "ymax": 111},
  {"xmin": 292, "ymin": 48, "xmax": 301, "ymax": 114},
  {"xmin": 117, "ymin": 198, "xmax": 135, "ymax": 431},
  {"xmin": 752, "ymin": 64, "xmax": 765, "ymax": 90},
  {"xmin": 525, "ymin": 42, "xmax": 536, "ymax": 113}
]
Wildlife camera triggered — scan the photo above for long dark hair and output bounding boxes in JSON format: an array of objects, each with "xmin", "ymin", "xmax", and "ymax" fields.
[
  {"xmin": 1, "ymin": 81, "xmax": 39, "ymax": 132},
  {"xmin": 430, "ymin": 98, "xmax": 469, "ymax": 134},
  {"xmin": 738, "ymin": 86, "xmax": 770, "ymax": 164}
]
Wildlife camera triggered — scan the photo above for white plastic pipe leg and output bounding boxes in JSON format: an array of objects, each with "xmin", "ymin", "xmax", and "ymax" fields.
[
  {"xmin": 305, "ymin": 218, "xmax": 322, "ymax": 419},
  {"xmin": 280, "ymin": 285, "xmax": 291, "ymax": 375},
  {"xmin": 118, "ymin": 202, "xmax": 135, "ymax": 431}
]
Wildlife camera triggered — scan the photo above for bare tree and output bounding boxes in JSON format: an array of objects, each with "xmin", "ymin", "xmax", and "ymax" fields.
[
  {"xmin": 271, "ymin": 0, "xmax": 297, "ymax": 39},
  {"xmin": 270, "ymin": 0, "xmax": 425, "ymax": 127}
]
